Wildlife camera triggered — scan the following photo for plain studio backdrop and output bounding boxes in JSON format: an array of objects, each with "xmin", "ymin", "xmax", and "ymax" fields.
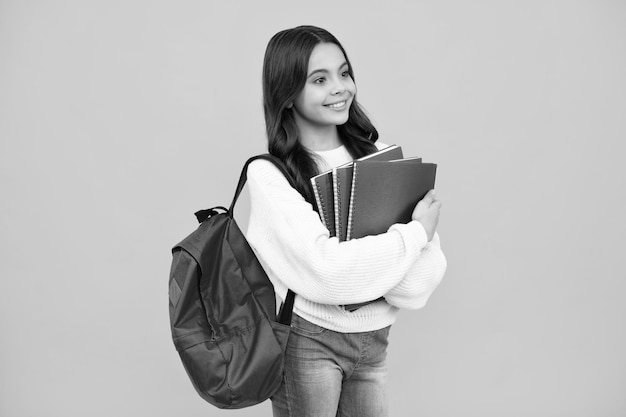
[{"xmin": 1, "ymin": 1, "xmax": 625, "ymax": 416}]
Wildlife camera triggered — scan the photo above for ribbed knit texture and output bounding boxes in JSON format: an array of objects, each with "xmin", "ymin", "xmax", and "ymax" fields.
[{"xmin": 246, "ymin": 144, "xmax": 447, "ymax": 333}]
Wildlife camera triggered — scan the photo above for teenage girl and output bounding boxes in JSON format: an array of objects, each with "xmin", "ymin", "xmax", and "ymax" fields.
[{"xmin": 246, "ymin": 25, "xmax": 447, "ymax": 417}]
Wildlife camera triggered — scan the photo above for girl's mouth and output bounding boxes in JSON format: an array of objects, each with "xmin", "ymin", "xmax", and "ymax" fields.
[{"xmin": 325, "ymin": 100, "xmax": 347, "ymax": 109}]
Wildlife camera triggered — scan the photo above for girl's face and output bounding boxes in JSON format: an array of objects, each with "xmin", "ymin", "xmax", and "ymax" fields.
[{"xmin": 292, "ymin": 42, "xmax": 356, "ymax": 134}]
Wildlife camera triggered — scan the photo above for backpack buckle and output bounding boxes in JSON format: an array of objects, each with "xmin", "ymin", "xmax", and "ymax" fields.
[{"xmin": 194, "ymin": 206, "xmax": 228, "ymax": 223}]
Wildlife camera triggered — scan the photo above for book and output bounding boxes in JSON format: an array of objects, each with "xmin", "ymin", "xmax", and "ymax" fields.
[
  {"xmin": 345, "ymin": 159, "xmax": 437, "ymax": 241},
  {"xmin": 341, "ymin": 156, "xmax": 431, "ymax": 311},
  {"xmin": 332, "ymin": 145, "xmax": 404, "ymax": 241},
  {"xmin": 311, "ymin": 170, "xmax": 336, "ymax": 236},
  {"xmin": 310, "ymin": 144, "xmax": 403, "ymax": 237}
]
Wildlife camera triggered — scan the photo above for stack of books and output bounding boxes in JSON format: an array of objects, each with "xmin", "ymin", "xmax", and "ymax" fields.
[
  {"xmin": 310, "ymin": 145, "xmax": 437, "ymax": 242},
  {"xmin": 310, "ymin": 145, "xmax": 437, "ymax": 311}
]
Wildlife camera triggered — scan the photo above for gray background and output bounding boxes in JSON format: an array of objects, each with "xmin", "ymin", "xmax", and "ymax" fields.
[{"xmin": 1, "ymin": 1, "xmax": 625, "ymax": 416}]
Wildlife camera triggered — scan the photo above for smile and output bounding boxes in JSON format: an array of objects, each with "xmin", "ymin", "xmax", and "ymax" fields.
[{"xmin": 325, "ymin": 101, "xmax": 347, "ymax": 109}]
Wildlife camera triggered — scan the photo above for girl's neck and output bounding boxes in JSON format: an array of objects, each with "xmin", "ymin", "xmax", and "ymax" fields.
[{"xmin": 298, "ymin": 125, "xmax": 342, "ymax": 151}]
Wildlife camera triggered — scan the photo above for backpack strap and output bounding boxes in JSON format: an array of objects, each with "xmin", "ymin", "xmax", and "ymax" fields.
[
  {"xmin": 229, "ymin": 154, "xmax": 297, "ymax": 326},
  {"xmin": 277, "ymin": 288, "xmax": 295, "ymax": 326},
  {"xmin": 228, "ymin": 154, "xmax": 297, "ymax": 216}
]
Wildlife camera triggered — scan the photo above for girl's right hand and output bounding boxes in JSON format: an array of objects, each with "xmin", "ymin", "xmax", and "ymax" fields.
[{"xmin": 411, "ymin": 189, "xmax": 441, "ymax": 242}]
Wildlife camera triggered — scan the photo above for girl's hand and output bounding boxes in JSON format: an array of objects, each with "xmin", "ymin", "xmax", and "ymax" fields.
[{"xmin": 411, "ymin": 190, "xmax": 441, "ymax": 242}]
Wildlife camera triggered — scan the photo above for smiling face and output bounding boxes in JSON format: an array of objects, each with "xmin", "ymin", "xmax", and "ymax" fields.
[{"xmin": 291, "ymin": 42, "xmax": 356, "ymax": 137}]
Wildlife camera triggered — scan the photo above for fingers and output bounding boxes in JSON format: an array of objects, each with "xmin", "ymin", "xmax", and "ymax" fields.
[
  {"xmin": 412, "ymin": 190, "xmax": 442, "ymax": 222},
  {"xmin": 421, "ymin": 189, "xmax": 438, "ymax": 207}
]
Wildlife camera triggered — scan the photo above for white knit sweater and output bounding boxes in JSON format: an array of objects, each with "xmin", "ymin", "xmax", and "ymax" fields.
[{"xmin": 246, "ymin": 144, "xmax": 447, "ymax": 333}]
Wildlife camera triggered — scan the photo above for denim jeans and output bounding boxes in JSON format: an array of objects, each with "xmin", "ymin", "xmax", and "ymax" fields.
[{"xmin": 271, "ymin": 314, "xmax": 390, "ymax": 417}]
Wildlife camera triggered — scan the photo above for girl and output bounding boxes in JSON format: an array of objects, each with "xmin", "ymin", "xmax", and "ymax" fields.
[{"xmin": 246, "ymin": 25, "xmax": 446, "ymax": 417}]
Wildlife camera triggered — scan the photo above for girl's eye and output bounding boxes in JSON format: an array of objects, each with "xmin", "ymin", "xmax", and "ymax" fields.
[
  {"xmin": 313, "ymin": 77, "xmax": 326, "ymax": 84},
  {"xmin": 341, "ymin": 70, "xmax": 350, "ymax": 78}
]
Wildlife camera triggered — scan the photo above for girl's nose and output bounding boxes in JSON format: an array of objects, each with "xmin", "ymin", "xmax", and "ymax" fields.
[{"xmin": 332, "ymin": 82, "xmax": 346, "ymax": 95}]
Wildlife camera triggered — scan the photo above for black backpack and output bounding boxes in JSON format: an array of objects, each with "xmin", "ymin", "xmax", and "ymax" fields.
[{"xmin": 168, "ymin": 155, "xmax": 296, "ymax": 409}]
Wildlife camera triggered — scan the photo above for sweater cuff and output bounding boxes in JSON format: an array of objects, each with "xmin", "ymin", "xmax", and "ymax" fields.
[{"xmin": 388, "ymin": 220, "xmax": 429, "ymax": 255}]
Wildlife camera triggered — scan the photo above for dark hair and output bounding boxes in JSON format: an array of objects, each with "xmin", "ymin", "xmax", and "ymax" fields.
[{"xmin": 262, "ymin": 25, "xmax": 379, "ymax": 206}]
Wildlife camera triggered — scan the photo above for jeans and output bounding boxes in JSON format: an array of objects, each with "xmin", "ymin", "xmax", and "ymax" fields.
[{"xmin": 271, "ymin": 314, "xmax": 390, "ymax": 417}]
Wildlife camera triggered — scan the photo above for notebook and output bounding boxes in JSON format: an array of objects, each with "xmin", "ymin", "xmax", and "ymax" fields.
[
  {"xmin": 346, "ymin": 159, "xmax": 437, "ymax": 241},
  {"xmin": 332, "ymin": 145, "xmax": 403, "ymax": 241},
  {"xmin": 311, "ymin": 145, "xmax": 403, "ymax": 238}
]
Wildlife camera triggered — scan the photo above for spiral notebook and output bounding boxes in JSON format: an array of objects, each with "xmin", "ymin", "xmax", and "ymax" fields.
[
  {"xmin": 331, "ymin": 145, "xmax": 403, "ymax": 240},
  {"xmin": 346, "ymin": 159, "xmax": 437, "ymax": 241},
  {"xmin": 310, "ymin": 145, "xmax": 403, "ymax": 237}
]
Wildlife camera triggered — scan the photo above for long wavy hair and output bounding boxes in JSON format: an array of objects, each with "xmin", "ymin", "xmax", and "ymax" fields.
[{"xmin": 262, "ymin": 25, "xmax": 379, "ymax": 207}]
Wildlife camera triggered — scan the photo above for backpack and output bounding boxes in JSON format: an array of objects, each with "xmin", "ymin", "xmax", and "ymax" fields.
[{"xmin": 168, "ymin": 154, "xmax": 296, "ymax": 409}]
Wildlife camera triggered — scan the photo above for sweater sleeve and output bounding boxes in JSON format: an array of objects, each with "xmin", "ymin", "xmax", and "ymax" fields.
[
  {"xmin": 246, "ymin": 159, "xmax": 430, "ymax": 305},
  {"xmin": 384, "ymin": 232, "xmax": 447, "ymax": 310}
]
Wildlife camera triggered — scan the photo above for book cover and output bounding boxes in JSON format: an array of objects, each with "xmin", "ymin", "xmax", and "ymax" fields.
[
  {"xmin": 333, "ymin": 145, "xmax": 404, "ymax": 241},
  {"xmin": 346, "ymin": 160, "xmax": 437, "ymax": 241},
  {"xmin": 310, "ymin": 171, "xmax": 336, "ymax": 236}
]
